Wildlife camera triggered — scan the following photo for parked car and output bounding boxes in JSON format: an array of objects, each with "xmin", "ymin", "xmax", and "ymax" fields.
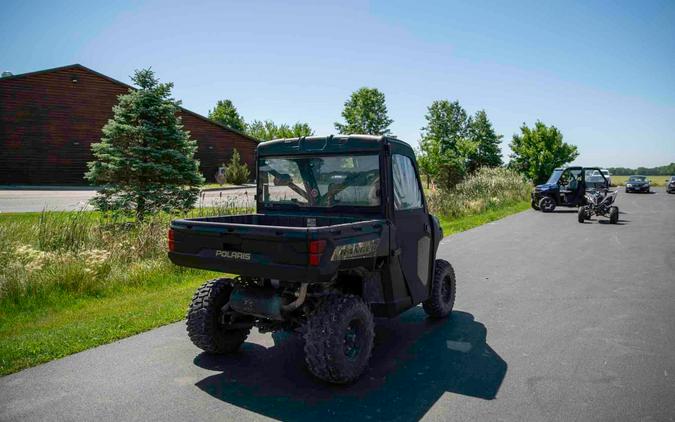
[
  {"xmin": 531, "ymin": 166, "xmax": 608, "ymax": 212},
  {"xmin": 665, "ymin": 176, "xmax": 675, "ymax": 194},
  {"xmin": 168, "ymin": 135, "xmax": 455, "ymax": 384},
  {"xmin": 625, "ymin": 175, "xmax": 650, "ymax": 193},
  {"xmin": 591, "ymin": 169, "xmax": 612, "ymax": 186}
]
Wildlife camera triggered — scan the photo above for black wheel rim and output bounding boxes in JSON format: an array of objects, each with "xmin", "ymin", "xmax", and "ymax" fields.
[
  {"xmin": 542, "ymin": 198, "xmax": 554, "ymax": 211},
  {"xmin": 344, "ymin": 320, "xmax": 363, "ymax": 361}
]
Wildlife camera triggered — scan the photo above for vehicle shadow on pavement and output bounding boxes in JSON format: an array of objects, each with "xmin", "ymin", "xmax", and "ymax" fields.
[
  {"xmin": 598, "ymin": 220, "xmax": 629, "ymax": 225},
  {"xmin": 194, "ymin": 309, "xmax": 506, "ymax": 421}
]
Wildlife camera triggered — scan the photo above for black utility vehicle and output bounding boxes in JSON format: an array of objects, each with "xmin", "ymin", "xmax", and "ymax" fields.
[
  {"xmin": 531, "ymin": 167, "xmax": 608, "ymax": 212},
  {"xmin": 168, "ymin": 135, "xmax": 455, "ymax": 384}
]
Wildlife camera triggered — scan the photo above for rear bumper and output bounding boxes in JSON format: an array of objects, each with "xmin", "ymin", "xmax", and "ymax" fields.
[{"xmin": 168, "ymin": 251, "xmax": 334, "ymax": 283}]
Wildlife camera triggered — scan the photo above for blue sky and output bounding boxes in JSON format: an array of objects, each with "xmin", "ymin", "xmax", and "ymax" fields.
[{"xmin": 2, "ymin": 0, "xmax": 674, "ymax": 167}]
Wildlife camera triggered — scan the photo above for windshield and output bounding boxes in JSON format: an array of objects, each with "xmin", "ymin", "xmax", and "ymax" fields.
[
  {"xmin": 259, "ymin": 154, "xmax": 380, "ymax": 208},
  {"xmin": 629, "ymin": 176, "xmax": 646, "ymax": 182},
  {"xmin": 546, "ymin": 169, "xmax": 564, "ymax": 184}
]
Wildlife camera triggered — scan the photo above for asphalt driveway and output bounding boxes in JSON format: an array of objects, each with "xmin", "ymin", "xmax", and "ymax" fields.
[
  {"xmin": 1, "ymin": 188, "xmax": 674, "ymax": 421},
  {"xmin": 0, "ymin": 188, "xmax": 255, "ymax": 213}
]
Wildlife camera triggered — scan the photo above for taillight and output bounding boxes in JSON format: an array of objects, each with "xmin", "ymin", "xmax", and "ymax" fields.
[
  {"xmin": 168, "ymin": 229, "xmax": 175, "ymax": 252},
  {"xmin": 308, "ymin": 240, "xmax": 326, "ymax": 266}
]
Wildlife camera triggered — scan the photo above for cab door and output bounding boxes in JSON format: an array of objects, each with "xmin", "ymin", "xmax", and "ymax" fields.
[
  {"xmin": 391, "ymin": 153, "xmax": 431, "ymax": 304},
  {"xmin": 559, "ymin": 168, "xmax": 583, "ymax": 205}
]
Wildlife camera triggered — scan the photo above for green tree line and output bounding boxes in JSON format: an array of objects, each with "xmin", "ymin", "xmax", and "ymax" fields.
[
  {"xmin": 608, "ymin": 163, "xmax": 675, "ymax": 176},
  {"xmin": 210, "ymin": 87, "xmax": 584, "ymax": 187},
  {"xmin": 85, "ymin": 67, "xmax": 585, "ymax": 220}
]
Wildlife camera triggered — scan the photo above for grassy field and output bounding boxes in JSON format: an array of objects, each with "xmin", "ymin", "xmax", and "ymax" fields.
[
  {"xmin": 0, "ymin": 271, "xmax": 215, "ymax": 376},
  {"xmin": 0, "ymin": 194, "xmax": 529, "ymax": 376},
  {"xmin": 438, "ymin": 201, "xmax": 530, "ymax": 235},
  {"xmin": 611, "ymin": 175, "xmax": 673, "ymax": 187}
]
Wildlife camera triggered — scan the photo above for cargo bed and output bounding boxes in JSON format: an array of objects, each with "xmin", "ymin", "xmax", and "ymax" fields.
[{"xmin": 168, "ymin": 214, "xmax": 388, "ymax": 283}]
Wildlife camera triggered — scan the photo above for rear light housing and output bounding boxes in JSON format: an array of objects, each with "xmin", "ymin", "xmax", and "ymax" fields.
[
  {"xmin": 308, "ymin": 240, "xmax": 326, "ymax": 266},
  {"xmin": 168, "ymin": 229, "xmax": 175, "ymax": 252}
]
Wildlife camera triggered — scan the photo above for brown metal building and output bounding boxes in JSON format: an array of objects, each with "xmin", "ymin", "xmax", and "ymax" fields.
[{"xmin": 0, "ymin": 64, "xmax": 257, "ymax": 185}]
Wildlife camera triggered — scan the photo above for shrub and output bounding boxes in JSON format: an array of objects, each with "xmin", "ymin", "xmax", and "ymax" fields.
[
  {"xmin": 0, "ymin": 200, "xmax": 254, "ymax": 304},
  {"xmin": 223, "ymin": 148, "xmax": 251, "ymax": 185},
  {"xmin": 427, "ymin": 167, "xmax": 532, "ymax": 218}
]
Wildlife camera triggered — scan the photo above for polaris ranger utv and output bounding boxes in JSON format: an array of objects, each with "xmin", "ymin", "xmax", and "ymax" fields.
[
  {"xmin": 531, "ymin": 166, "xmax": 609, "ymax": 212},
  {"xmin": 168, "ymin": 135, "xmax": 455, "ymax": 384}
]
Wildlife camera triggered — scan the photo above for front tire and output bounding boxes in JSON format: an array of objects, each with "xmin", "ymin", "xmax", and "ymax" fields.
[
  {"xmin": 423, "ymin": 259, "xmax": 456, "ymax": 318},
  {"xmin": 531, "ymin": 199, "xmax": 540, "ymax": 210},
  {"xmin": 186, "ymin": 279, "xmax": 251, "ymax": 353},
  {"xmin": 609, "ymin": 206, "xmax": 619, "ymax": 224},
  {"xmin": 538, "ymin": 196, "xmax": 556, "ymax": 213},
  {"xmin": 578, "ymin": 206, "xmax": 586, "ymax": 223},
  {"xmin": 303, "ymin": 294, "xmax": 375, "ymax": 384}
]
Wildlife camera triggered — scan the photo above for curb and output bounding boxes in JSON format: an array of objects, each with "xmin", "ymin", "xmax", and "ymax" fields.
[
  {"xmin": 199, "ymin": 184, "xmax": 256, "ymax": 192},
  {"xmin": 0, "ymin": 185, "xmax": 100, "ymax": 191}
]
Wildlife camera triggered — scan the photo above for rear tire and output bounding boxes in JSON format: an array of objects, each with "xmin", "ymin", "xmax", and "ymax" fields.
[
  {"xmin": 303, "ymin": 294, "xmax": 374, "ymax": 384},
  {"xmin": 609, "ymin": 206, "xmax": 619, "ymax": 224},
  {"xmin": 538, "ymin": 196, "xmax": 556, "ymax": 213},
  {"xmin": 578, "ymin": 206, "xmax": 586, "ymax": 223},
  {"xmin": 186, "ymin": 279, "xmax": 250, "ymax": 353},
  {"xmin": 423, "ymin": 259, "xmax": 456, "ymax": 318}
]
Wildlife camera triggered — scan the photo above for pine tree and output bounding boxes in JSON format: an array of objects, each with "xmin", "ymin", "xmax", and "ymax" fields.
[
  {"xmin": 467, "ymin": 110, "xmax": 503, "ymax": 172},
  {"xmin": 86, "ymin": 68, "xmax": 204, "ymax": 221},
  {"xmin": 223, "ymin": 148, "xmax": 250, "ymax": 185}
]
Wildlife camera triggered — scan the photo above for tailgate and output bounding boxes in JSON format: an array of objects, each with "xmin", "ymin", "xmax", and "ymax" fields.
[{"xmin": 168, "ymin": 219, "xmax": 313, "ymax": 280}]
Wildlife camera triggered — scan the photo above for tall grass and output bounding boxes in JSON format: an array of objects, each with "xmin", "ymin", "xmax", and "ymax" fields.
[
  {"xmin": 427, "ymin": 167, "xmax": 532, "ymax": 218},
  {"xmin": 0, "ymin": 199, "xmax": 254, "ymax": 306}
]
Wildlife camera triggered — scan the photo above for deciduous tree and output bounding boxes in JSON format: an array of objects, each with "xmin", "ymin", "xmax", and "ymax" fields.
[
  {"xmin": 508, "ymin": 121, "xmax": 579, "ymax": 184},
  {"xmin": 208, "ymin": 99, "xmax": 246, "ymax": 132},
  {"xmin": 246, "ymin": 120, "xmax": 313, "ymax": 141},
  {"xmin": 335, "ymin": 87, "xmax": 393, "ymax": 135},
  {"xmin": 418, "ymin": 100, "xmax": 476, "ymax": 188}
]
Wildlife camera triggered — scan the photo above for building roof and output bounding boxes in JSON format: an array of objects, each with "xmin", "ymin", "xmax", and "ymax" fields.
[{"xmin": 0, "ymin": 63, "xmax": 259, "ymax": 144}]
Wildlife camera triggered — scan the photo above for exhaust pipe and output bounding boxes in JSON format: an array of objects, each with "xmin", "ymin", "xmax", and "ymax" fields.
[{"xmin": 282, "ymin": 283, "xmax": 308, "ymax": 312}]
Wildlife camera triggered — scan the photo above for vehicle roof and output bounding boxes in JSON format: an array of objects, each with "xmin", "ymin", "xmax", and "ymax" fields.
[
  {"xmin": 554, "ymin": 166, "xmax": 602, "ymax": 171},
  {"xmin": 257, "ymin": 135, "xmax": 415, "ymax": 157}
]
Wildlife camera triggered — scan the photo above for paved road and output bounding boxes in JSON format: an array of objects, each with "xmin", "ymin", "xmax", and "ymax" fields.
[
  {"xmin": 1, "ymin": 189, "xmax": 674, "ymax": 421},
  {"xmin": 0, "ymin": 188, "xmax": 255, "ymax": 213}
]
